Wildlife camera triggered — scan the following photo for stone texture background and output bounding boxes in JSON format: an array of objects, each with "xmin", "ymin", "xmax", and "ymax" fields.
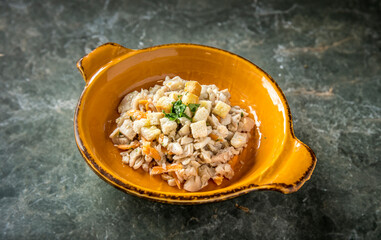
[{"xmin": 1, "ymin": 0, "xmax": 380, "ymax": 239}]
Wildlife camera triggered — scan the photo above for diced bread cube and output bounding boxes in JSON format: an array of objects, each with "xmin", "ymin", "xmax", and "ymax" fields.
[
  {"xmin": 147, "ymin": 112, "xmax": 164, "ymax": 125},
  {"xmin": 182, "ymin": 92, "xmax": 199, "ymax": 105},
  {"xmin": 133, "ymin": 119, "xmax": 150, "ymax": 134},
  {"xmin": 238, "ymin": 117, "xmax": 255, "ymax": 132},
  {"xmin": 119, "ymin": 120, "xmax": 136, "ymax": 140},
  {"xmin": 156, "ymin": 96, "xmax": 173, "ymax": 113},
  {"xmin": 160, "ymin": 117, "xmax": 178, "ymax": 135},
  {"xmin": 193, "ymin": 107, "xmax": 209, "ymax": 122},
  {"xmin": 140, "ymin": 126, "xmax": 161, "ymax": 141},
  {"xmin": 184, "ymin": 81, "xmax": 202, "ymax": 96},
  {"xmin": 212, "ymin": 101, "xmax": 231, "ymax": 118},
  {"xmin": 199, "ymin": 100, "xmax": 212, "ymax": 114},
  {"xmin": 230, "ymin": 132, "xmax": 248, "ymax": 148},
  {"xmin": 190, "ymin": 120, "xmax": 208, "ymax": 138}
]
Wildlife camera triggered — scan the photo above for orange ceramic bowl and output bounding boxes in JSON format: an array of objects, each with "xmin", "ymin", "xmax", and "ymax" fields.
[{"xmin": 74, "ymin": 43, "xmax": 316, "ymax": 204}]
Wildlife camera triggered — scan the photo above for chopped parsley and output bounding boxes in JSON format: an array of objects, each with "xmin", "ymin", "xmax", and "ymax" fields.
[
  {"xmin": 241, "ymin": 112, "xmax": 244, "ymax": 117},
  {"xmin": 188, "ymin": 103, "xmax": 200, "ymax": 113},
  {"xmin": 163, "ymin": 99, "xmax": 191, "ymax": 121},
  {"xmin": 130, "ymin": 116, "xmax": 133, "ymax": 121}
]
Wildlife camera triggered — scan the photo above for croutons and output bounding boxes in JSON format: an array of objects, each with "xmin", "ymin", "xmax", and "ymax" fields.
[
  {"xmin": 199, "ymin": 100, "xmax": 212, "ymax": 114},
  {"xmin": 140, "ymin": 126, "xmax": 161, "ymax": 141},
  {"xmin": 190, "ymin": 120, "xmax": 208, "ymax": 138},
  {"xmin": 184, "ymin": 81, "xmax": 202, "ymax": 96},
  {"xmin": 182, "ymin": 92, "xmax": 199, "ymax": 105},
  {"xmin": 238, "ymin": 117, "xmax": 255, "ymax": 132},
  {"xmin": 160, "ymin": 117, "xmax": 178, "ymax": 135},
  {"xmin": 230, "ymin": 132, "xmax": 248, "ymax": 148},
  {"xmin": 193, "ymin": 107, "xmax": 209, "ymax": 122},
  {"xmin": 156, "ymin": 96, "xmax": 173, "ymax": 113},
  {"xmin": 147, "ymin": 112, "xmax": 164, "ymax": 125},
  {"xmin": 111, "ymin": 76, "xmax": 257, "ymax": 192},
  {"xmin": 213, "ymin": 101, "xmax": 231, "ymax": 118}
]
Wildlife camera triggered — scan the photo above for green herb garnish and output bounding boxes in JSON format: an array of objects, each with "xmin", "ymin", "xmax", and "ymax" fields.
[
  {"xmin": 188, "ymin": 103, "xmax": 200, "ymax": 113},
  {"xmin": 163, "ymin": 99, "xmax": 191, "ymax": 121},
  {"xmin": 162, "ymin": 110, "xmax": 177, "ymax": 121},
  {"xmin": 241, "ymin": 112, "xmax": 244, "ymax": 117},
  {"xmin": 130, "ymin": 116, "xmax": 133, "ymax": 121}
]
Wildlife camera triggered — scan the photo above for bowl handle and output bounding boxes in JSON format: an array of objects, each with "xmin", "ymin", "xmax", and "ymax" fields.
[
  {"xmin": 265, "ymin": 139, "xmax": 317, "ymax": 193},
  {"xmin": 76, "ymin": 42, "xmax": 135, "ymax": 84}
]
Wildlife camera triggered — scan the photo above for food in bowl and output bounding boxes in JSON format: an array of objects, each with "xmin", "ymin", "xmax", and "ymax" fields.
[{"xmin": 109, "ymin": 76, "xmax": 255, "ymax": 192}]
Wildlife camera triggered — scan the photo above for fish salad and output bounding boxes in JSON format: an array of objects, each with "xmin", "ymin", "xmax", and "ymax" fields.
[{"xmin": 109, "ymin": 76, "xmax": 255, "ymax": 192}]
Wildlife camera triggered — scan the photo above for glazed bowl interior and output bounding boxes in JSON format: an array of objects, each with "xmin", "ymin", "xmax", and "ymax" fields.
[{"xmin": 76, "ymin": 44, "xmax": 315, "ymax": 201}]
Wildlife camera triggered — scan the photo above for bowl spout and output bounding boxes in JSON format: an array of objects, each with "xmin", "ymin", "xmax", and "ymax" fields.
[
  {"xmin": 266, "ymin": 139, "xmax": 317, "ymax": 194},
  {"xmin": 76, "ymin": 42, "xmax": 134, "ymax": 84}
]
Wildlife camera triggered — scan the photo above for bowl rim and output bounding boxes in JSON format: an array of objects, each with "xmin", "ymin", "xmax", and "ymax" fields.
[{"xmin": 74, "ymin": 42, "xmax": 317, "ymax": 204}]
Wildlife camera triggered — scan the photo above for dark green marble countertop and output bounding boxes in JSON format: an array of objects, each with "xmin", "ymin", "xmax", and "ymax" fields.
[{"xmin": 1, "ymin": 0, "xmax": 380, "ymax": 239}]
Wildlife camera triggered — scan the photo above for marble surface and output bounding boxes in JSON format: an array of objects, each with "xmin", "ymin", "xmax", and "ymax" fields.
[{"xmin": 1, "ymin": 0, "xmax": 380, "ymax": 239}]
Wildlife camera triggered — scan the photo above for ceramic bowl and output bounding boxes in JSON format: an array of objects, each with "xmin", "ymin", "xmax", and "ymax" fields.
[{"xmin": 74, "ymin": 43, "xmax": 316, "ymax": 204}]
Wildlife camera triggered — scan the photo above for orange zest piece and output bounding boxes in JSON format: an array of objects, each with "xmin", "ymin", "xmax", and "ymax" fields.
[
  {"xmin": 209, "ymin": 133, "xmax": 222, "ymax": 142},
  {"xmin": 138, "ymin": 100, "xmax": 148, "ymax": 104},
  {"xmin": 145, "ymin": 102, "xmax": 151, "ymax": 111},
  {"xmin": 170, "ymin": 172, "xmax": 181, "ymax": 189},
  {"xmin": 142, "ymin": 144, "xmax": 161, "ymax": 161},
  {"xmin": 149, "ymin": 147, "xmax": 161, "ymax": 161},
  {"xmin": 212, "ymin": 176, "xmax": 224, "ymax": 185},
  {"xmin": 117, "ymin": 141, "xmax": 140, "ymax": 150},
  {"xmin": 228, "ymin": 155, "xmax": 240, "ymax": 170},
  {"xmin": 138, "ymin": 99, "xmax": 155, "ymax": 112},
  {"xmin": 126, "ymin": 109, "xmax": 147, "ymax": 120},
  {"xmin": 150, "ymin": 164, "xmax": 183, "ymax": 175}
]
